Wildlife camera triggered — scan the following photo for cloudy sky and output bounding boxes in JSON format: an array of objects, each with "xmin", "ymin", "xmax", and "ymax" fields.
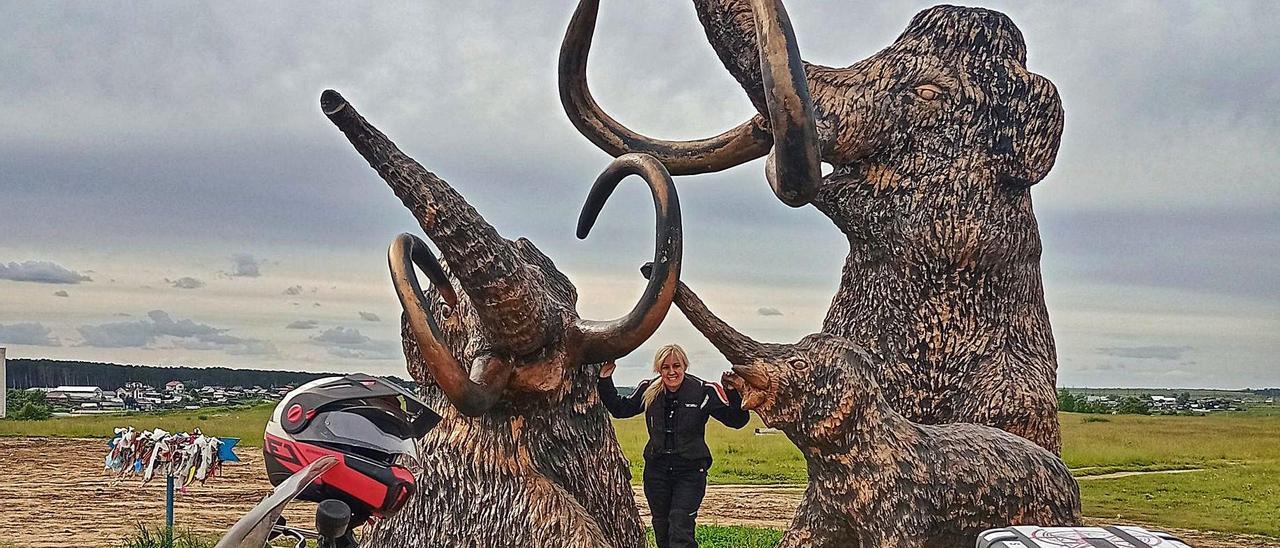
[{"xmin": 1, "ymin": 1, "xmax": 1276, "ymax": 388}]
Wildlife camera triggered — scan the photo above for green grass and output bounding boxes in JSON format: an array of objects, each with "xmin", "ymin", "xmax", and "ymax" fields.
[
  {"xmin": 615, "ymin": 415, "xmax": 807, "ymax": 484},
  {"xmin": 1243, "ymin": 403, "xmax": 1280, "ymax": 416},
  {"xmin": 1059, "ymin": 412, "xmax": 1280, "ymax": 536},
  {"xmin": 0, "ymin": 404, "xmax": 273, "ymax": 445},
  {"xmin": 647, "ymin": 525, "xmax": 783, "ymax": 547},
  {"xmin": 118, "ymin": 524, "xmax": 214, "ymax": 548}
]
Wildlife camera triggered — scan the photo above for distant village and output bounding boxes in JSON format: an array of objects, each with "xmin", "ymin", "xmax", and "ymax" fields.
[
  {"xmin": 1058, "ymin": 388, "xmax": 1275, "ymax": 415},
  {"xmin": 31, "ymin": 381, "xmax": 289, "ymax": 415}
]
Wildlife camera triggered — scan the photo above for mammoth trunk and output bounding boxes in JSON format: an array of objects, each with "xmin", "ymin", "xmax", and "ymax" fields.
[
  {"xmin": 669, "ymin": 281, "xmax": 764, "ymax": 365},
  {"xmin": 363, "ymin": 360, "xmax": 643, "ymax": 548},
  {"xmin": 322, "ymin": 90, "xmax": 550, "ymax": 356},
  {"xmin": 693, "ymin": 0, "xmax": 770, "ymax": 114}
]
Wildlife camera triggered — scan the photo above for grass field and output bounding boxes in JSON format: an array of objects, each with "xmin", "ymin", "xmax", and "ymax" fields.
[
  {"xmin": 647, "ymin": 526, "xmax": 782, "ymax": 547},
  {"xmin": 4, "ymin": 404, "xmax": 1278, "ymax": 537},
  {"xmin": 0, "ymin": 405, "xmax": 272, "ymax": 443},
  {"xmin": 1060, "ymin": 411, "xmax": 1280, "ymax": 536}
]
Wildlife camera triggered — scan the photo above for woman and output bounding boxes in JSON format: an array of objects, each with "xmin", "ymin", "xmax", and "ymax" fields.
[{"xmin": 598, "ymin": 344, "xmax": 749, "ymax": 548}]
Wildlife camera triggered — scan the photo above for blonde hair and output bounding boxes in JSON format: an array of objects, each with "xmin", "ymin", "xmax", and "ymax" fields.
[{"xmin": 642, "ymin": 344, "xmax": 689, "ymax": 409}]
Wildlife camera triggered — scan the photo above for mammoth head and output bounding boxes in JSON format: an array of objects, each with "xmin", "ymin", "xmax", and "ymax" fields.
[
  {"xmin": 561, "ymin": 0, "xmax": 1063, "ymax": 210},
  {"xmin": 646, "ymin": 265, "xmax": 877, "ymax": 433},
  {"xmin": 822, "ymin": 5, "xmax": 1064, "ymax": 189},
  {"xmin": 728, "ymin": 339, "xmax": 875, "ymax": 438},
  {"xmin": 323, "ymin": 90, "xmax": 682, "ymax": 416}
]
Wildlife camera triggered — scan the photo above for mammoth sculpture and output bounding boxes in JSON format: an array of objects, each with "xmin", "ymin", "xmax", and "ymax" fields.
[
  {"xmin": 656, "ymin": 270, "xmax": 1081, "ymax": 547},
  {"xmin": 562, "ymin": 0, "xmax": 1066, "ymax": 452},
  {"xmin": 321, "ymin": 90, "xmax": 685, "ymax": 547}
]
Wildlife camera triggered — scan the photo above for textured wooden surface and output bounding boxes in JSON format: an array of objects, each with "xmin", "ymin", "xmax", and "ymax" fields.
[
  {"xmin": 673, "ymin": 280, "xmax": 1082, "ymax": 547},
  {"xmin": 567, "ymin": 0, "xmax": 1066, "ymax": 453},
  {"xmin": 695, "ymin": 0, "xmax": 1067, "ymax": 453},
  {"xmin": 322, "ymin": 91, "xmax": 691, "ymax": 547}
]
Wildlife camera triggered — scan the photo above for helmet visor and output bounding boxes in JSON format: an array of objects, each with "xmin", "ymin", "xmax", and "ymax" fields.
[{"xmin": 298, "ymin": 411, "xmax": 418, "ymax": 458}]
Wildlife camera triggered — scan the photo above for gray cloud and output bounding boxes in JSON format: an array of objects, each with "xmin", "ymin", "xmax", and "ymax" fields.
[
  {"xmin": 1, "ymin": 2, "xmax": 1277, "ymax": 385},
  {"xmin": 312, "ymin": 326, "xmax": 371, "ymax": 346},
  {"xmin": 1041, "ymin": 209, "xmax": 1279, "ymax": 303},
  {"xmin": 0, "ymin": 261, "xmax": 92, "ymax": 284},
  {"xmin": 229, "ymin": 254, "xmax": 260, "ymax": 278},
  {"xmin": 0, "ymin": 322, "xmax": 61, "ymax": 346},
  {"xmin": 756, "ymin": 307, "xmax": 783, "ymax": 317},
  {"xmin": 168, "ymin": 276, "xmax": 206, "ymax": 289},
  {"xmin": 283, "ymin": 285, "xmax": 303, "ymax": 296},
  {"xmin": 358, "ymin": 311, "xmax": 381, "ymax": 322},
  {"xmin": 52, "ymin": 290, "xmax": 69, "ymax": 297},
  {"xmin": 311, "ymin": 326, "xmax": 399, "ymax": 360},
  {"xmin": 78, "ymin": 320, "xmax": 155, "ymax": 348},
  {"xmin": 78, "ymin": 310, "xmax": 275, "ymax": 355},
  {"xmin": 1096, "ymin": 345, "xmax": 1194, "ymax": 361},
  {"xmin": 286, "ymin": 319, "xmax": 320, "ymax": 330}
]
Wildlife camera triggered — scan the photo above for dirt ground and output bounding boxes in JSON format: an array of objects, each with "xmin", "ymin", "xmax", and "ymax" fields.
[{"xmin": 2, "ymin": 438, "xmax": 1274, "ymax": 547}]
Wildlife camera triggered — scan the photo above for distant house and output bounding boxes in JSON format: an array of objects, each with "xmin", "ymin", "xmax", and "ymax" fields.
[
  {"xmin": 46, "ymin": 386, "xmax": 104, "ymax": 403},
  {"xmin": 165, "ymin": 381, "xmax": 186, "ymax": 393}
]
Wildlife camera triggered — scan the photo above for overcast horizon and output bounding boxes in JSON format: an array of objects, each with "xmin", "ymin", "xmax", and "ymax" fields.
[{"xmin": 2, "ymin": 1, "xmax": 1277, "ymax": 389}]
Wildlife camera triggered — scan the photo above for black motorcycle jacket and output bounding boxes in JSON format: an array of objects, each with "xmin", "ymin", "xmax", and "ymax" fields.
[{"xmin": 598, "ymin": 374, "xmax": 749, "ymax": 463}]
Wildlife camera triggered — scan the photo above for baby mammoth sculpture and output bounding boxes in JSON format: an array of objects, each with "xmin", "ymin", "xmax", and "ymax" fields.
[
  {"xmin": 655, "ymin": 271, "xmax": 1081, "ymax": 547},
  {"xmin": 563, "ymin": 0, "xmax": 1067, "ymax": 452},
  {"xmin": 321, "ymin": 90, "xmax": 685, "ymax": 547}
]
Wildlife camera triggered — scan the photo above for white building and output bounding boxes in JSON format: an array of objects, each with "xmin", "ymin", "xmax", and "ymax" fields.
[{"xmin": 46, "ymin": 386, "xmax": 104, "ymax": 402}]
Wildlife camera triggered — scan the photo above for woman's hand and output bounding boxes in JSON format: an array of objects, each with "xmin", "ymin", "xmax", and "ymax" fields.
[{"xmin": 599, "ymin": 361, "xmax": 617, "ymax": 378}]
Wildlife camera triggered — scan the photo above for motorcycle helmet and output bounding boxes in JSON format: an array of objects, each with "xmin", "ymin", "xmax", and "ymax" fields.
[{"xmin": 264, "ymin": 373, "xmax": 440, "ymax": 523}]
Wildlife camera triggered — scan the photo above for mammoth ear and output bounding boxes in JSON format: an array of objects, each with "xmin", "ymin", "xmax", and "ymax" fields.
[{"xmin": 990, "ymin": 65, "xmax": 1064, "ymax": 189}]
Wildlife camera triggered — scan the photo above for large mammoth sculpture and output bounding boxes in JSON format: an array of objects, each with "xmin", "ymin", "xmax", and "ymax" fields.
[
  {"xmin": 562, "ymin": 0, "xmax": 1066, "ymax": 452},
  {"xmin": 321, "ymin": 90, "xmax": 683, "ymax": 547}
]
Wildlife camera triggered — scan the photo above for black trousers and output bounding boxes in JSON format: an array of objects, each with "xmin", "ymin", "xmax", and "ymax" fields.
[{"xmin": 643, "ymin": 457, "xmax": 708, "ymax": 548}]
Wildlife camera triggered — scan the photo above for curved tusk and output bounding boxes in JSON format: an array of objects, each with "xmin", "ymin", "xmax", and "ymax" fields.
[
  {"xmin": 751, "ymin": 0, "xmax": 821, "ymax": 207},
  {"xmin": 747, "ymin": 0, "xmax": 819, "ymax": 207},
  {"xmin": 574, "ymin": 154, "xmax": 681, "ymax": 363},
  {"xmin": 389, "ymin": 233, "xmax": 511, "ymax": 417},
  {"xmin": 559, "ymin": 0, "xmax": 772, "ymax": 175}
]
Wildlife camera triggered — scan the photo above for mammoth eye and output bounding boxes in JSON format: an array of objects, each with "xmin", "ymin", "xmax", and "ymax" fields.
[
  {"xmin": 789, "ymin": 358, "xmax": 809, "ymax": 370},
  {"xmin": 913, "ymin": 84, "xmax": 944, "ymax": 101},
  {"xmin": 439, "ymin": 303, "xmax": 454, "ymax": 319}
]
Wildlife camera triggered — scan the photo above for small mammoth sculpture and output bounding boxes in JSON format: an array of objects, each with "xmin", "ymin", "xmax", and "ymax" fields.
[{"xmin": 655, "ymin": 271, "xmax": 1081, "ymax": 547}]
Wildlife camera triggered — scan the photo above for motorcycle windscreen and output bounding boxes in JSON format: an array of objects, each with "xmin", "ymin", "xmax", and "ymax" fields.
[
  {"xmin": 298, "ymin": 411, "xmax": 418, "ymax": 458},
  {"xmin": 214, "ymin": 455, "xmax": 337, "ymax": 548}
]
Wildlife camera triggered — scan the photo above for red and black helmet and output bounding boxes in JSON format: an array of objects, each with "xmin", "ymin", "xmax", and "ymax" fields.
[{"xmin": 263, "ymin": 374, "xmax": 440, "ymax": 523}]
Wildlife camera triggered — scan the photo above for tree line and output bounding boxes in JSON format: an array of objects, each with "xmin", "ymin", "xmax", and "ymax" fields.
[
  {"xmin": 4, "ymin": 358, "xmax": 342, "ymax": 391},
  {"xmin": 1057, "ymin": 389, "xmax": 1154, "ymax": 415}
]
